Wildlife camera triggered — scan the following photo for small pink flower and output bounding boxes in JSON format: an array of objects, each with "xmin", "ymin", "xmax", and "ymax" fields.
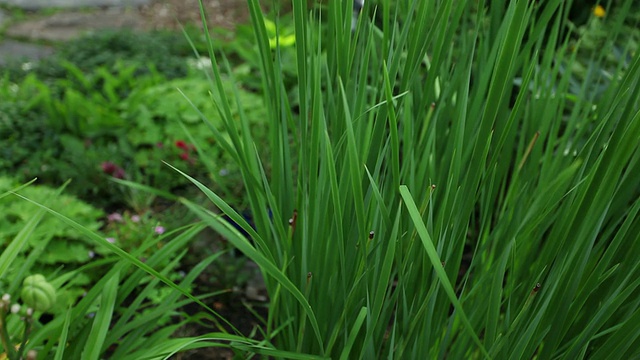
[
  {"xmin": 131, "ymin": 215, "xmax": 141, "ymax": 223},
  {"xmin": 101, "ymin": 162, "xmax": 116, "ymax": 173},
  {"xmin": 154, "ymin": 226, "xmax": 166, "ymax": 235},
  {"xmin": 101, "ymin": 161, "xmax": 126, "ymax": 179},
  {"xmin": 106, "ymin": 237, "xmax": 116, "ymax": 244},
  {"xmin": 107, "ymin": 213, "xmax": 123, "ymax": 223},
  {"xmin": 113, "ymin": 168, "xmax": 126, "ymax": 179}
]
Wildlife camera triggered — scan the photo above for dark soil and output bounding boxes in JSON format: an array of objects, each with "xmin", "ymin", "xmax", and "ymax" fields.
[{"xmin": 140, "ymin": 0, "xmax": 265, "ymax": 31}]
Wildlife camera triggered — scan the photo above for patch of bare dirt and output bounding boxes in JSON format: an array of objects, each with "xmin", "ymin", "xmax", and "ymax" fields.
[{"xmin": 140, "ymin": 0, "xmax": 264, "ymax": 31}]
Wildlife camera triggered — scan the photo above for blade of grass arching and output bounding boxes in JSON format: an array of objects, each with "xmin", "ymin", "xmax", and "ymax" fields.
[
  {"xmin": 338, "ymin": 80, "xmax": 366, "ymax": 237},
  {"xmin": 562, "ymin": 264, "xmax": 640, "ymax": 360},
  {"xmin": 106, "ymin": 263, "xmax": 188, "ymax": 351},
  {"xmin": 292, "ymin": 0, "xmax": 308, "ymax": 122},
  {"xmin": 219, "ymin": 55, "xmax": 275, "ymax": 241},
  {"xmin": 338, "ymin": 307, "xmax": 368, "ymax": 360},
  {"xmin": 362, "ymin": 208, "xmax": 400, "ymax": 355},
  {"xmin": 472, "ymin": 0, "xmax": 530, "ymax": 164},
  {"xmin": 178, "ymin": 121, "xmax": 230, "ymax": 192},
  {"xmin": 9, "ymin": 193, "xmax": 223, "ymax": 323},
  {"xmin": 109, "ymin": 178, "xmax": 180, "ymax": 201},
  {"xmin": 163, "ymin": 162, "xmax": 275, "ymax": 263},
  {"xmin": 195, "ymin": 7, "xmax": 269, "ymax": 230},
  {"xmin": 399, "ymin": 185, "xmax": 489, "ymax": 359},
  {"xmin": 53, "ymin": 306, "xmax": 72, "ymax": 360},
  {"xmin": 319, "ymin": 127, "xmax": 348, "ymax": 307},
  {"xmin": 177, "ymin": 28, "xmax": 252, "ymax": 185},
  {"xmin": 178, "ymin": 198, "xmax": 324, "ymax": 351},
  {"xmin": 27, "ymin": 263, "xmax": 127, "ymax": 356},
  {"xmin": 564, "ymin": 201, "xmax": 640, "ymax": 332},
  {"xmin": 112, "ymin": 295, "xmax": 226, "ymax": 358},
  {"xmin": 105, "ymin": 247, "xmax": 209, "ymax": 350},
  {"xmin": 253, "ymin": 148, "xmax": 288, "ymax": 257},
  {"xmin": 445, "ymin": 16, "xmax": 479, "ymax": 192},
  {"xmin": 364, "ymin": 167, "xmax": 392, "ymax": 230},
  {"xmin": 105, "ymin": 252, "xmax": 204, "ymax": 349},
  {"xmin": 1, "ymin": 179, "xmax": 65, "ymax": 278},
  {"xmin": 7, "ymin": 232, "xmax": 54, "ymax": 295},
  {"xmin": 232, "ymin": 345, "xmax": 330, "ymax": 360},
  {"xmin": 0, "ymin": 178, "xmax": 36, "ymax": 200},
  {"xmin": 174, "ymin": 88, "xmax": 244, "ymax": 171},
  {"xmin": 118, "ymin": 334, "xmax": 260, "ymax": 360},
  {"xmin": 245, "ymin": 0, "xmax": 276, "ymax": 98},
  {"xmin": 589, "ymin": 305, "xmax": 640, "ymax": 360},
  {"xmin": 382, "ymin": 62, "xmax": 400, "ymax": 192},
  {"xmin": 81, "ymin": 270, "xmax": 119, "ymax": 360},
  {"xmin": 195, "ymin": 0, "xmax": 246, "ymax": 137},
  {"xmin": 496, "ymin": 268, "xmax": 554, "ymax": 358},
  {"xmin": 115, "ymin": 224, "xmax": 206, "ymax": 300},
  {"xmin": 539, "ymin": 91, "xmax": 640, "ymax": 358},
  {"xmin": 485, "ymin": 242, "xmax": 513, "ymax": 349}
]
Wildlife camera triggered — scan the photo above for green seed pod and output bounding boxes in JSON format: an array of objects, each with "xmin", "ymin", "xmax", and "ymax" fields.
[{"xmin": 21, "ymin": 274, "xmax": 57, "ymax": 312}]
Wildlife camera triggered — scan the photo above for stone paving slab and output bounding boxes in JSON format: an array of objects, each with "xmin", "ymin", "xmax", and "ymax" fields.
[
  {"xmin": 0, "ymin": 39, "xmax": 54, "ymax": 65},
  {"xmin": 0, "ymin": 0, "xmax": 150, "ymax": 10},
  {"xmin": 5, "ymin": 7, "xmax": 145, "ymax": 42}
]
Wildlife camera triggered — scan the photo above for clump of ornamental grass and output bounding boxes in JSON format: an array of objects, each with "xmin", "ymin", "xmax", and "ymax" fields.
[{"xmin": 173, "ymin": 0, "xmax": 640, "ymax": 358}]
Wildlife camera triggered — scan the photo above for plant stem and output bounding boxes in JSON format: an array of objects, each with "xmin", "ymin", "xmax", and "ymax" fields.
[
  {"xmin": 0, "ymin": 306, "xmax": 17, "ymax": 360},
  {"xmin": 14, "ymin": 315, "xmax": 32, "ymax": 360}
]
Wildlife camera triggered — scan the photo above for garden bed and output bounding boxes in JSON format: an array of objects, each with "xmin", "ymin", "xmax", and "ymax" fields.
[{"xmin": 1, "ymin": 1, "xmax": 640, "ymax": 359}]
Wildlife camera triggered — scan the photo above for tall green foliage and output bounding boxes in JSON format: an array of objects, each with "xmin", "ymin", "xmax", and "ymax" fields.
[{"xmin": 180, "ymin": 0, "xmax": 640, "ymax": 358}]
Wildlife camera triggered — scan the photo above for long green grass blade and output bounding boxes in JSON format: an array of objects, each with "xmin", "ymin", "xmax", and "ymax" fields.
[
  {"xmin": 400, "ymin": 185, "xmax": 489, "ymax": 358},
  {"xmin": 82, "ymin": 270, "xmax": 119, "ymax": 360}
]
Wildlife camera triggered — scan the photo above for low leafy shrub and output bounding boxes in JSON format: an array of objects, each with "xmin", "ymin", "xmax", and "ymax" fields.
[
  {"xmin": 0, "ymin": 177, "xmax": 105, "ymax": 310},
  {"xmin": 8, "ymin": 29, "xmax": 192, "ymax": 83},
  {"xmin": 2, "ymin": 57, "xmax": 269, "ymax": 209},
  {"xmin": 0, "ymin": 97, "xmax": 60, "ymax": 181},
  {"xmin": 122, "ymin": 75, "xmax": 269, "ymax": 202}
]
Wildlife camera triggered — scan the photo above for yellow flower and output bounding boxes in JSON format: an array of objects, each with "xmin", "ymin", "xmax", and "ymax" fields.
[{"xmin": 593, "ymin": 4, "xmax": 606, "ymax": 18}]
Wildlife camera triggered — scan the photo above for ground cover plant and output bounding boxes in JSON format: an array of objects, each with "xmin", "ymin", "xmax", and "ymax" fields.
[
  {"xmin": 0, "ymin": 29, "xmax": 270, "ymax": 210},
  {"xmin": 0, "ymin": 177, "xmax": 105, "ymax": 307},
  {"xmin": 0, "ymin": 180, "xmax": 224, "ymax": 360},
  {"xmin": 1, "ymin": 0, "xmax": 639, "ymax": 358}
]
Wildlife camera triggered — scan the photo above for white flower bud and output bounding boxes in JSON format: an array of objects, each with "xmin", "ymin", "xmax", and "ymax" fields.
[{"xmin": 11, "ymin": 304, "xmax": 21, "ymax": 314}]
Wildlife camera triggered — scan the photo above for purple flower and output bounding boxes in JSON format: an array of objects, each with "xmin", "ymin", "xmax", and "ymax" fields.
[
  {"xmin": 131, "ymin": 215, "xmax": 141, "ymax": 223},
  {"xmin": 154, "ymin": 226, "xmax": 166, "ymax": 235},
  {"xmin": 101, "ymin": 161, "xmax": 126, "ymax": 179},
  {"xmin": 88, "ymin": 250, "xmax": 95, "ymax": 259},
  {"xmin": 107, "ymin": 213, "xmax": 124, "ymax": 223},
  {"xmin": 106, "ymin": 237, "xmax": 116, "ymax": 244}
]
